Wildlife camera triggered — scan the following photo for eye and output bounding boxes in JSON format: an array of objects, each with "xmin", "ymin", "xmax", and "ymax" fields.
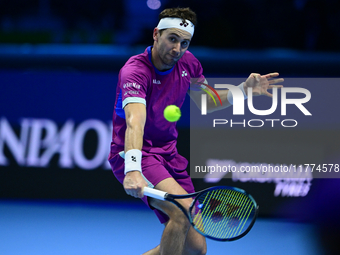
[
  {"xmin": 181, "ymin": 41, "xmax": 189, "ymax": 48},
  {"xmin": 169, "ymin": 37, "xmax": 177, "ymax": 43}
]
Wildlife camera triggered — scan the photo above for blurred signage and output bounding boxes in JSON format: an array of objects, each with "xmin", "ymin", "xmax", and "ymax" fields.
[{"xmin": 0, "ymin": 117, "xmax": 112, "ymax": 170}]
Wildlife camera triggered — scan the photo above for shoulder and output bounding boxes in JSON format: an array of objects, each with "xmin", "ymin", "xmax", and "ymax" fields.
[
  {"xmin": 181, "ymin": 50, "xmax": 199, "ymax": 62},
  {"xmin": 122, "ymin": 52, "xmax": 152, "ymax": 75},
  {"xmin": 120, "ymin": 51, "xmax": 153, "ymax": 83},
  {"xmin": 179, "ymin": 50, "xmax": 203, "ymax": 77},
  {"xmin": 181, "ymin": 51, "xmax": 201, "ymax": 67}
]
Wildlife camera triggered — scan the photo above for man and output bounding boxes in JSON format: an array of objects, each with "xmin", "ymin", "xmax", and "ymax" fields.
[{"xmin": 108, "ymin": 7, "xmax": 283, "ymax": 255}]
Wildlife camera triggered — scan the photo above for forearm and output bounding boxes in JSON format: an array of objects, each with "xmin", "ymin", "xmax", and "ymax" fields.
[
  {"xmin": 123, "ymin": 121, "xmax": 147, "ymax": 198},
  {"xmin": 206, "ymin": 89, "xmax": 232, "ymax": 113},
  {"xmin": 192, "ymin": 73, "xmax": 283, "ymax": 114},
  {"xmin": 123, "ymin": 103, "xmax": 146, "ymax": 177},
  {"xmin": 207, "ymin": 82, "xmax": 247, "ymax": 113},
  {"xmin": 124, "ymin": 124, "xmax": 144, "ymax": 152},
  {"xmin": 123, "ymin": 103, "xmax": 146, "ymax": 153},
  {"xmin": 190, "ymin": 79, "xmax": 244, "ymax": 113}
]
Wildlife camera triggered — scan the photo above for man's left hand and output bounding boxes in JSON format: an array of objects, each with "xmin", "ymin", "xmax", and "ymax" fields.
[{"xmin": 244, "ymin": 72, "xmax": 284, "ymax": 97}]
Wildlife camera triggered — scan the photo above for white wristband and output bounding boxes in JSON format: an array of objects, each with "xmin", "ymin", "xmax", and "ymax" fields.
[
  {"xmin": 227, "ymin": 82, "xmax": 247, "ymax": 105},
  {"xmin": 124, "ymin": 149, "xmax": 142, "ymax": 175}
]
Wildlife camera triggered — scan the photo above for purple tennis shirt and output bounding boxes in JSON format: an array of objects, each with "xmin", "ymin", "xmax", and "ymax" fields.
[{"xmin": 109, "ymin": 46, "xmax": 204, "ymax": 161}]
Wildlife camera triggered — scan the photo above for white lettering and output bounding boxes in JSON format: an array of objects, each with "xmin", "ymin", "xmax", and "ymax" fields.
[
  {"xmin": 73, "ymin": 119, "xmax": 109, "ymax": 170},
  {"xmin": 27, "ymin": 119, "xmax": 58, "ymax": 167},
  {"xmin": 248, "ymin": 87, "xmax": 278, "ymax": 115},
  {"xmin": 281, "ymin": 88, "xmax": 312, "ymax": 116},
  {"xmin": 41, "ymin": 120, "xmax": 74, "ymax": 168},
  {"xmin": 0, "ymin": 117, "xmax": 112, "ymax": 170},
  {"xmin": 0, "ymin": 118, "xmax": 30, "ymax": 166},
  {"xmin": 213, "ymin": 119, "xmax": 228, "ymax": 127}
]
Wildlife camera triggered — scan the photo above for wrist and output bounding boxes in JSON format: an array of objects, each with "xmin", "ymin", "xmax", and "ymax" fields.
[
  {"xmin": 125, "ymin": 170, "xmax": 141, "ymax": 176},
  {"xmin": 227, "ymin": 82, "xmax": 247, "ymax": 105},
  {"xmin": 239, "ymin": 82, "xmax": 248, "ymax": 98},
  {"xmin": 124, "ymin": 149, "xmax": 142, "ymax": 175}
]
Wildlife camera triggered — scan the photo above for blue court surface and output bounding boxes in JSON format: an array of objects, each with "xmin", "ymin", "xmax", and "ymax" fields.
[{"xmin": 0, "ymin": 200, "xmax": 323, "ymax": 255}]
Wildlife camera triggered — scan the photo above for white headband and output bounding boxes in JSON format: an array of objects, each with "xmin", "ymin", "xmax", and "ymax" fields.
[{"xmin": 157, "ymin": 17, "xmax": 195, "ymax": 36}]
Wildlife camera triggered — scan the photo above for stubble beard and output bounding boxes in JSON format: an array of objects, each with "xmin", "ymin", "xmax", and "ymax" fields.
[{"xmin": 160, "ymin": 52, "xmax": 179, "ymax": 69}]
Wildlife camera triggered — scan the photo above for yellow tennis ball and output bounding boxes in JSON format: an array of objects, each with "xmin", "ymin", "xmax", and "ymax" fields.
[{"xmin": 164, "ymin": 105, "xmax": 181, "ymax": 122}]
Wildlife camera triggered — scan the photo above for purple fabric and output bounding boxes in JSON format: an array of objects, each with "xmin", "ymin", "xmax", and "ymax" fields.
[
  {"xmin": 109, "ymin": 153, "xmax": 195, "ymax": 224},
  {"xmin": 109, "ymin": 46, "xmax": 204, "ymax": 157},
  {"xmin": 108, "ymin": 46, "xmax": 203, "ymax": 223}
]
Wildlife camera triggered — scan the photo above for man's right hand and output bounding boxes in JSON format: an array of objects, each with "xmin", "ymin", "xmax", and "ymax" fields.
[{"xmin": 123, "ymin": 171, "xmax": 148, "ymax": 198}]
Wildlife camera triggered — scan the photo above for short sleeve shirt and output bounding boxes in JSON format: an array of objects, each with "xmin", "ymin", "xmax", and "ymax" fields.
[{"xmin": 110, "ymin": 46, "xmax": 204, "ymax": 157}]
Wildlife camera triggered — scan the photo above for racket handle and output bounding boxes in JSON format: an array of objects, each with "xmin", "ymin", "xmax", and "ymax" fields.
[{"xmin": 143, "ymin": 187, "xmax": 167, "ymax": 201}]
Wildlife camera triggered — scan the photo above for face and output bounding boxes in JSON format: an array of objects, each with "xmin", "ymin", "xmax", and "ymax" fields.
[{"xmin": 153, "ymin": 28, "xmax": 192, "ymax": 70}]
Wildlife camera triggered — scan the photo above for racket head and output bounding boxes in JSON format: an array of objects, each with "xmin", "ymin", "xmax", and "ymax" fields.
[{"xmin": 188, "ymin": 186, "xmax": 259, "ymax": 241}]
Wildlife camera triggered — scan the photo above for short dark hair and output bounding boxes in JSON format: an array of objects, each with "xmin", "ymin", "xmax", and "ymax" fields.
[{"xmin": 159, "ymin": 7, "xmax": 197, "ymax": 27}]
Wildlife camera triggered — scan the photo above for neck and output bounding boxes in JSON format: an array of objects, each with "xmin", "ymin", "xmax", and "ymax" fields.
[{"xmin": 151, "ymin": 46, "xmax": 171, "ymax": 72}]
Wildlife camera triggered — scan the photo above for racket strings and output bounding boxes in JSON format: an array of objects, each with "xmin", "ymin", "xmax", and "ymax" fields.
[
  {"xmin": 206, "ymin": 190, "xmax": 246, "ymax": 238},
  {"xmin": 192, "ymin": 189, "xmax": 255, "ymax": 240}
]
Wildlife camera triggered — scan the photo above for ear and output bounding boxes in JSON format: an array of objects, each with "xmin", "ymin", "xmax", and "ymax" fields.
[{"xmin": 153, "ymin": 28, "xmax": 159, "ymax": 42}]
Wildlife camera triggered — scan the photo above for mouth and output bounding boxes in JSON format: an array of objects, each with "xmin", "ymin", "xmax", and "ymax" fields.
[{"xmin": 169, "ymin": 54, "xmax": 179, "ymax": 61}]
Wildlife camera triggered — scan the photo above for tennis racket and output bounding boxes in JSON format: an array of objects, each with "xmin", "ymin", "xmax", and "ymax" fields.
[{"xmin": 143, "ymin": 186, "xmax": 259, "ymax": 241}]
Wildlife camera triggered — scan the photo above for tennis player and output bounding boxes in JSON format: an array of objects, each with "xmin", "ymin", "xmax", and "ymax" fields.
[{"xmin": 108, "ymin": 7, "xmax": 283, "ymax": 255}]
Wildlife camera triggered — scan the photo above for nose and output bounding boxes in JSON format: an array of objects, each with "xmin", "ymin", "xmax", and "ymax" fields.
[{"xmin": 173, "ymin": 43, "xmax": 181, "ymax": 56}]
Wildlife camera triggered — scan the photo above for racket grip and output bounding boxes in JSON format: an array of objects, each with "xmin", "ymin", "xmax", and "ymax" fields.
[{"xmin": 143, "ymin": 187, "xmax": 167, "ymax": 201}]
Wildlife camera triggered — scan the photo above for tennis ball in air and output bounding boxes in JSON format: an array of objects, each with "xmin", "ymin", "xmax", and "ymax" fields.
[{"xmin": 164, "ymin": 105, "xmax": 181, "ymax": 122}]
